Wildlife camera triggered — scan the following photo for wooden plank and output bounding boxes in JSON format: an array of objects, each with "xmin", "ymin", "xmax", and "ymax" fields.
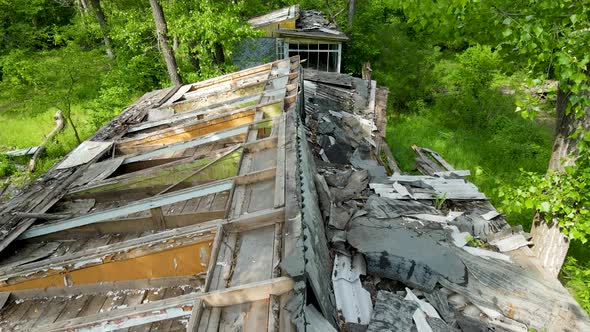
[
  {"xmin": 224, "ymin": 207, "xmax": 284, "ymax": 233},
  {"xmin": 31, "ymin": 297, "xmax": 67, "ymax": 327},
  {"xmin": 5, "ymin": 276, "xmax": 200, "ymax": 302},
  {"xmin": 1, "ymin": 208, "xmax": 281, "ymax": 282},
  {"xmin": 156, "ymin": 145, "xmax": 242, "ymax": 195},
  {"xmin": 196, "ymin": 194, "xmax": 215, "ymax": 212},
  {"xmin": 37, "ymin": 277, "xmax": 294, "ymax": 331},
  {"xmin": 100, "ymin": 291, "xmax": 126, "ymax": 312},
  {"xmin": 421, "ymin": 147, "xmax": 455, "ymax": 171},
  {"xmin": 18, "ymin": 178, "xmax": 234, "ymax": 239},
  {"xmin": 381, "ymin": 142, "xmax": 402, "ymax": 174},
  {"xmin": 77, "ymin": 295, "xmax": 107, "ymax": 317},
  {"xmin": 150, "ymin": 207, "xmax": 167, "ymax": 231},
  {"xmin": 243, "ymin": 135, "xmax": 278, "ymax": 153},
  {"xmin": 118, "ymin": 109, "xmax": 257, "ymax": 152},
  {"xmin": 36, "ymin": 210, "xmax": 224, "ymax": 238},
  {"xmin": 203, "ymin": 277, "xmax": 293, "ymax": 306},
  {"xmin": 234, "ymin": 167, "xmax": 276, "ymax": 185},
  {"xmin": 0, "ymin": 291, "xmax": 9, "ymax": 309},
  {"xmin": 274, "ymin": 115, "xmax": 286, "ymax": 208},
  {"xmin": 123, "ymin": 125, "xmax": 248, "ymax": 164},
  {"xmin": 209, "ymin": 191, "xmax": 229, "ymax": 211},
  {"xmin": 121, "ymin": 115, "xmax": 271, "ymax": 165},
  {"xmin": 15, "ymin": 297, "xmax": 49, "ymax": 330},
  {"xmin": 56, "ymin": 141, "xmax": 114, "ymax": 169},
  {"xmin": 54, "ymin": 294, "xmax": 91, "ymax": 321}
]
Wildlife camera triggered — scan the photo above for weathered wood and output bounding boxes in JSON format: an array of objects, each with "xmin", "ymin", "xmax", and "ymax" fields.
[
  {"xmin": 36, "ymin": 277, "xmax": 294, "ymax": 331},
  {"xmin": 156, "ymin": 145, "xmax": 242, "ymax": 195},
  {"xmin": 1, "ymin": 276, "xmax": 201, "ymax": 302},
  {"xmin": 381, "ymin": 142, "xmax": 401, "ymax": 174},
  {"xmin": 234, "ymin": 167, "xmax": 276, "ymax": 185},
  {"xmin": 149, "ymin": 207, "xmax": 166, "ymax": 230},
  {"xmin": 35, "ymin": 210, "xmax": 225, "ymax": 238},
  {"xmin": 224, "ymin": 207, "xmax": 285, "ymax": 233},
  {"xmin": 28, "ymin": 110, "xmax": 64, "ymax": 173},
  {"xmin": 121, "ymin": 118, "xmax": 271, "ymax": 164},
  {"xmin": 12, "ymin": 212, "xmax": 71, "ymax": 220},
  {"xmin": 18, "ymin": 178, "xmax": 234, "ymax": 239}
]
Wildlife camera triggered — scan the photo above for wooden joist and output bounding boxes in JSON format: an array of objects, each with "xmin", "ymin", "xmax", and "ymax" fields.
[
  {"xmin": 0, "ymin": 207, "xmax": 284, "ymax": 282},
  {"xmin": 122, "ymin": 117, "xmax": 273, "ymax": 164},
  {"xmin": 17, "ymin": 178, "xmax": 234, "ymax": 240},
  {"xmin": 36, "ymin": 277, "xmax": 294, "ymax": 332}
]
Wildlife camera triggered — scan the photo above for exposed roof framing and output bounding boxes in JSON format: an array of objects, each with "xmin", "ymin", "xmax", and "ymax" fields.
[{"xmin": 0, "ymin": 57, "xmax": 305, "ymax": 331}]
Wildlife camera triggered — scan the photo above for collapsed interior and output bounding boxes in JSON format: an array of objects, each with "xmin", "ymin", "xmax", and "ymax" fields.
[{"xmin": 0, "ymin": 57, "xmax": 302, "ymax": 331}]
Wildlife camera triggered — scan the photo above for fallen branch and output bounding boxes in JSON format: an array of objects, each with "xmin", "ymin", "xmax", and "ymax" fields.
[{"xmin": 28, "ymin": 110, "xmax": 64, "ymax": 173}]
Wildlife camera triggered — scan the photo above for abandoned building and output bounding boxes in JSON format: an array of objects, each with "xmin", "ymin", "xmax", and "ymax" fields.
[
  {"xmin": 235, "ymin": 5, "xmax": 348, "ymax": 72},
  {"xmin": 0, "ymin": 55, "xmax": 588, "ymax": 332}
]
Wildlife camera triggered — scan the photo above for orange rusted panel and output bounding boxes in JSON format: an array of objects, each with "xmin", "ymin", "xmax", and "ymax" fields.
[{"xmin": 0, "ymin": 240, "xmax": 212, "ymax": 291}]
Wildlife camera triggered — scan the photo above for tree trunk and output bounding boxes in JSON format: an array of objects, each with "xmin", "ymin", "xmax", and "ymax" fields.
[
  {"xmin": 348, "ymin": 0, "xmax": 355, "ymax": 26},
  {"xmin": 187, "ymin": 41, "xmax": 200, "ymax": 72},
  {"xmin": 88, "ymin": 0, "xmax": 114, "ymax": 59},
  {"xmin": 213, "ymin": 42, "xmax": 225, "ymax": 65},
  {"xmin": 149, "ymin": 0, "xmax": 182, "ymax": 86},
  {"xmin": 28, "ymin": 110, "xmax": 65, "ymax": 173},
  {"xmin": 530, "ymin": 85, "xmax": 590, "ymax": 276}
]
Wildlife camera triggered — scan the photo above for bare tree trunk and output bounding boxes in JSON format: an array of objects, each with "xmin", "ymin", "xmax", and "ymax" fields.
[
  {"xmin": 78, "ymin": 0, "xmax": 89, "ymax": 14},
  {"xmin": 88, "ymin": 0, "xmax": 114, "ymax": 59},
  {"xmin": 28, "ymin": 111, "xmax": 65, "ymax": 173},
  {"xmin": 149, "ymin": 0, "xmax": 182, "ymax": 86},
  {"xmin": 187, "ymin": 41, "xmax": 200, "ymax": 72},
  {"xmin": 531, "ymin": 86, "xmax": 590, "ymax": 276},
  {"xmin": 213, "ymin": 42, "xmax": 225, "ymax": 65},
  {"xmin": 173, "ymin": 36, "xmax": 179, "ymax": 51},
  {"xmin": 348, "ymin": 0, "xmax": 355, "ymax": 26},
  {"xmin": 65, "ymin": 110, "xmax": 82, "ymax": 145}
]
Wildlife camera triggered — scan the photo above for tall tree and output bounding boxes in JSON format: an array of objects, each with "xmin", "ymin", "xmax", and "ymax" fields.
[
  {"xmin": 88, "ymin": 0, "xmax": 114, "ymax": 59},
  {"xmin": 148, "ymin": 0, "xmax": 182, "ymax": 86},
  {"xmin": 390, "ymin": 0, "xmax": 590, "ymax": 275}
]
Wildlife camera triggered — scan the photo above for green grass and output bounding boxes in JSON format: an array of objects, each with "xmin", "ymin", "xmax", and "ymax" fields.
[
  {"xmin": 0, "ymin": 103, "xmax": 122, "ymax": 178},
  {"xmin": 386, "ymin": 110, "xmax": 553, "ymax": 227}
]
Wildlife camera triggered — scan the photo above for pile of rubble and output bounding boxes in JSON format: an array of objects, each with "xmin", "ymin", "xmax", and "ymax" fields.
[{"xmin": 300, "ymin": 70, "xmax": 590, "ymax": 331}]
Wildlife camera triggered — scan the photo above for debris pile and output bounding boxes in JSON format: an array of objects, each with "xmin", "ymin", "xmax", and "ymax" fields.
[{"xmin": 300, "ymin": 70, "xmax": 590, "ymax": 331}]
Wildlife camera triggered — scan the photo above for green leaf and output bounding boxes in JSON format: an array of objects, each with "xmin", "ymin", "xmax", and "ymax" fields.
[
  {"xmin": 540, "ymin": 201, "xmax": 551, "ymax": 213},
  {"xmin": 533, "ymin": 26, "xmax": 543, "ymax": 37},
  {"xmin": 570, "ymin": 14, "xmax": 578, "ymax": 24},
  {"xmin": 502, "ymin": 28, "xmax": 512, "ymax": 37}
]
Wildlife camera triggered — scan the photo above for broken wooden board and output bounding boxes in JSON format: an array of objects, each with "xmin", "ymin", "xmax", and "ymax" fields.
[{"xmin": 56, "ymin": 141, "xmax": 113, "ymax": 169}]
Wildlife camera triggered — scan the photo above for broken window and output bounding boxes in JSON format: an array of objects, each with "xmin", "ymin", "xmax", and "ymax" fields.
[{"xmin": 286, "ymin": 41, "xmax": 341, "ymax": 72}]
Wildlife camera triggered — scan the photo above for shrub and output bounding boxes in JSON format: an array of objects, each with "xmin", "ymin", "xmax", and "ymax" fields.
[{"xmin": 0, "ymin": 155, "xmax": 17, "ymax": 178}]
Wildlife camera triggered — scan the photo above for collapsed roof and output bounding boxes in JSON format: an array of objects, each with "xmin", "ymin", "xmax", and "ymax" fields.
[
  {"xmin": 0, "ymin": 57, "xmax": 588, "ymax": 332},
  {"xmin": 248, "ymin": 5, "xmax": 348, "ymax": 41}
]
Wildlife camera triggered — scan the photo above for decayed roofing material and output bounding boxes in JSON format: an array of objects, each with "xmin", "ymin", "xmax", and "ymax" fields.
[
  {"xmin": 0, "ymin": 56, "xmax": 588, "ymax": 332},
  {"xmin": 247, "ymin": 5, "xmax": 299, "ymax": 28},
  {"xmin": 0, "ymin": 57, "xmax": 306, "ymax": 331},
  {"xmin": 248, "ymin": 5, "xmax": 348, "ymax": 41},
  {"xmin": 297, "ymin": 70, "xmax": 590, "ymax": 331}
]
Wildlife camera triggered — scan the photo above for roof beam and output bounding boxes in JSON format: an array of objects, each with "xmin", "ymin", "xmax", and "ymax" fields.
[
  {"xmin": 36, "ymin": 276, "xmax": 294, "ymax": 332},
  {"xmin": 1, "ymin": 207, "xmax": 283, "ymax": 281},
  {"xmin": 122, "ymin": 117, "xmax": 274, "ymax": 164},
  {"xmin": 17, "ymin": 178, "xmax": 234, "ymax": 240}
]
